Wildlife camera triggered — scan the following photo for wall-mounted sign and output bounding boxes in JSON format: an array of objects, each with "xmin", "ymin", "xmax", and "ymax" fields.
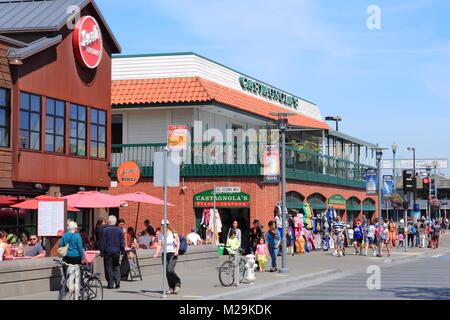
[
  {"xmin": 239, "ymin": 77, "xmax": 299, "ymax": 109},
  {"xmin": 366, "ymin": 169, "xmax": 378, "ymax": 195},
  {"xmin": 194, "ymin": 190, "xmax": 250, "ymax": 208},
  {"xmin": 328, "ymin": 195, "xmax": 346, "ymax": 206},
  {"xmin": 73, "ymin": 15, "xmax": 103, "ymax": 69},
  {"xmin": 38, "ymin": 201, "xmax": 66, "ymax": 237},
  {"xmin": 117, "ymin": 161, "xmax": 141, "ymax": 187},
  {"xmin": 214, "ymin": 187, "xmax": 241, "ymax": 194},
  {"xmin": 263, "ymin": 145, "xmax": 280, "ymax": 184},
  {"xmin": 167, "ymin": 125, "xmax": 189, "ymax": 150}
]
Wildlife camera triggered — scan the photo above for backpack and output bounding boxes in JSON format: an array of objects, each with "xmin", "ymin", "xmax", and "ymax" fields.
[
  {"xmin": 433, "ymin": 227, "xmax": 441, "ymax": 237},
  {"xmin": 409, "ymin": 226, "xmax": 417, "ymax": 235},
  {"xmin": 178, "ymin": 235, "xmax": 188, "ymax": 255}
]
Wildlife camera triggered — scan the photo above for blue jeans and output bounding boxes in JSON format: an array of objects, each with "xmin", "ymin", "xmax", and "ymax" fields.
[{"xmin": 269, "ymin": 247, "xmax": 279, "ymax": 269}]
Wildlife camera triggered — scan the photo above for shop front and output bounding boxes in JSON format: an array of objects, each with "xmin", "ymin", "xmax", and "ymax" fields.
[
  {"xmin": 363, "ymin": 198, "xmax": 376, "ymax": 221},
  {"xmin": 346, "ymin": 197, "xmax": 362, "ymax": 224},
  {"xmin": 328, "ymin": 194, "xmax": 347, "ymax": 221},
  {"xmin": 194, "ymin": 189, "xmax": 250, "ymax": 248}
]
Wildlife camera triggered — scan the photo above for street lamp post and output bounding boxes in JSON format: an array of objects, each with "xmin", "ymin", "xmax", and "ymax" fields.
[
  {"xmin": 407, "ymin": 147, "xmax": 417, "ymax": 210},
  {"xmin": 325, "ymin": 116, "xmax": 343, "ymax": 132},
  {"xmin": 392, "ymin": 142, "xmax": 398, "ymax": 221},
  {"xmin": 374, "ymin": 148, "xmax": 387, "ymax": 257},
  {"xmin": 270, "ymin": 112, "xmax": 295, "ymax": 274}
]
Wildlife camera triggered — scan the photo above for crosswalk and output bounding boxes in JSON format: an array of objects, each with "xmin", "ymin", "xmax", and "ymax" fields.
[{"xmin": 270, "ymin": 255, "xmax": 450, "ymax": 300}]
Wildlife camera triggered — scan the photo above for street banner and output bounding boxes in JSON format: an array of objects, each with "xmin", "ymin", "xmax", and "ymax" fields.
[
  {"xmin": 167, "ymin": 125, "xmax": 189, "ymax": 150},
  {"xmin": 382, "ymin": 175, "xmax": 393, "ymax": 196},
  {"xmin": 366, "ymin": 169, "xmax": 378, "ymax": 195},
  {"xmin": 263, "ymin": 144, "xmax": 280, "ymax": 184}
]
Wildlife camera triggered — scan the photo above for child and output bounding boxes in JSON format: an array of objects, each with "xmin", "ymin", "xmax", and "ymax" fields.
[
  {"xmin": 398, "ymin": 233, "xmax": 404, "ymax": 247},
  {"xmin": 286, "ymin": 229, "xmax": 293, "ymax": 255},
  {"xmin": 255, "ymin": 238, "xmax": 269, "ymax": 272},
  {"xmin": 296, "ymin": 233, "xmax": 306, "ymax": 254}
]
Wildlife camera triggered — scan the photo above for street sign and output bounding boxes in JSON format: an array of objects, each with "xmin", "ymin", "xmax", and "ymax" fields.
[
  {"xmin": 365, "ymin": 169, "xmax": 378, "ymax": 195},
  {"xmin": 154, "ymin": 151, "xmax": 180, "ymax": 187},
  {"xmin": 382, "ymin": 159, "xmax": 448, "ymax": 169},
  {"xmin": 167, "ymin": 125, "xmax": 189, "ymax": 150},
  {"xmin": 214, "ymin": 187, "xmax": 241, "ymax": 194},
  {"xmin": 382, "ymin": 175, "xmax": 393, "ymax": 196}
]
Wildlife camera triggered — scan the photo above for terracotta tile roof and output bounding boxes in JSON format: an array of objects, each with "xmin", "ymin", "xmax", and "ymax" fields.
[{"xmin": 112, "ymin": 77, "xmax": 329, "ymax": 130}]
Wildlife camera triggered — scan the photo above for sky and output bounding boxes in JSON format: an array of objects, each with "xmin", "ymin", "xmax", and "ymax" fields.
[{"xmin": 96, "ymin": 0, "xmax": 450, "ymax": 176}]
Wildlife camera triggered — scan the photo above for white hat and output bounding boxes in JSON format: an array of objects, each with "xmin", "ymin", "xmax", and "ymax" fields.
[{"xmin": 161, "ymin": 219, "xmax": 170, "ymax": 225}]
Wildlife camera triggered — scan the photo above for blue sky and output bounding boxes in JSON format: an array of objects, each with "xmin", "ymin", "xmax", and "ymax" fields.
[{"xmin": 97, "ymin": 0, "xmax": 450, "ymax": 175}]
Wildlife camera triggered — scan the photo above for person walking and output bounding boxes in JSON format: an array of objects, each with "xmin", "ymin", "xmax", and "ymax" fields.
[
  {"xmin": 100, "ymin": 215, "xmax": 125, "ymax": 289},
  {"xmin": 332, "ymin": 216, "xmax": 346, "ymax": 257},
  {"xmin": 388, "ymin": 219, "xmax": 397, "ymax": 248},
  {"xmin": 94, "ymin": 217, "xmax": 106, "ymax": 250},
  {"xmin": 59, "ymin": 221, "xmax": 86, "ymax": 299},
  {"xmin": 379, "ymin": 220, "xmax": 391, "ymax": 258},
  {"xmin": 353, "ymin": 220, "xmax": 364, "ymax": 255},
  {"xmin": 364, "ymin": 219, "xmax": 377, "ymax": 257},
  {"xmin": 265, "ymin": 221, "xmax": 280, "ymax": 272},
  {"xmin": 431, "ymin": 220, "xmax": 441, "ymax": 249},
  {"xmin": 407, "ymin": 222, "xmax": 416, "ymax": 248},
  {"xmin": 154, "ymin": 219, "xmax": 181, "ymax": 295},
  {"xmin": 248, "ymin": 220, "xmax": 263, "ymax": 254}
]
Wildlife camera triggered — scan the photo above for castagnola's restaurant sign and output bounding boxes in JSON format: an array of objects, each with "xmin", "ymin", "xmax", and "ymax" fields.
[
  {"xmin": 194, "ymin": 190, "xmax": 250, "ymax": 208},
  {"xmin": 239, "ymin": 76, "xmax": 300, "ymax": 109}
]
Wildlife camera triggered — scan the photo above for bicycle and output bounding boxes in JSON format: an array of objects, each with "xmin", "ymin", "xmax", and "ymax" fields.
[
  {"xmin": 54, "ymin": 259, "xmax": 103, "ymax": 300},
  {"xmin": 218, "ymin": 247, "xmax": 246, "ymax": 287}
]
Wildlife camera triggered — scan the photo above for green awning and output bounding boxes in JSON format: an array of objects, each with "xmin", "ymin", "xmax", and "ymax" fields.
[
  {"xmin": 346, "ymin": 198, "xmax": 361, "ymax": 211},
  {"xmin": 308, "ymin": 198, "xmax": 327, "ymax": 210},
  {"xmin": 362, "ymin": 199, "xmax": 376, "ymax": 211},
  {"xmin": 286, "ymin": 192, "xmax": 304, "ymax": 209}
]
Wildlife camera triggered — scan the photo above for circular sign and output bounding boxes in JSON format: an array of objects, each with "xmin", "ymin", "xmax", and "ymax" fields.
[
  {"xmin": 117, "ymin": 161, "xmax": 141, "ymax": 187},
  {"xmin": 73, "ymin": 16, "xmax": 104, "ymax": 69}
]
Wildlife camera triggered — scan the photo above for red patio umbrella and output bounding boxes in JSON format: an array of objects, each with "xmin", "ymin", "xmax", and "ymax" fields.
[
  {"xmin": 114, "ymin": 192, "xmax": 174, "ymax": 232},
  {"xmin": 63, "ymin": 191, "xmax": 126, "ymax": 208},
  {"xmin": 11, "ymin": 195, "xmax": 80, "ymax": 212},
  {"xmin": 0, "ymin": 195, "xmax": 24, "ymax": 207}
]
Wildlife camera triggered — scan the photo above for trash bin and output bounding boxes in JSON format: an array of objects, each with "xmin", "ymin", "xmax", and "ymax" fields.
[{"xmin": 218, "ymin": 244, "xmax": 225, "ymax": 256}]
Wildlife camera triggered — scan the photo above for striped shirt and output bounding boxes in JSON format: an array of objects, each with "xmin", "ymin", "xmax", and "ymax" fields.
[{"xmin": 332, "ymin": 221, "xmax": 346, "ymax": 234}]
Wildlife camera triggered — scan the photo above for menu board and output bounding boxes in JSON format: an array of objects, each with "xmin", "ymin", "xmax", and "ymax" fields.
[{"xmin": 38, "ymin": 201, "xmax": 65, "ymax": 237}]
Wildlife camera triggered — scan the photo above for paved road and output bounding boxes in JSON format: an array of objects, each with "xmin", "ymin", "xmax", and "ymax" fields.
[{"xmin": 270, "ymin": 250, "xmax": 450, "ymax": 300}]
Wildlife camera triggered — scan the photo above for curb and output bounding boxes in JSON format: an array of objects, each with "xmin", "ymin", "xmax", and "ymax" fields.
[{"xmin": 201, "ymin": 269, "xmax": 342, "ymax": 300}]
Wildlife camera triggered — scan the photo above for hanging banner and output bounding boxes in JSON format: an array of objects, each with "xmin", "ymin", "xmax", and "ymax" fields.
[
  {"xmin": 167, "ymin": 125, "xmax": 189, "ymax": 150},
  {"xmin": 382, "ymin": 175, "xmax": 393, "ymax": 196},
  {"xmin": 263, "ymin": 144, "xmax": 280, "ymax": 184},
  {"xmin": 366, "ymin": 169, "xmax": 378, "ymax": 195}
]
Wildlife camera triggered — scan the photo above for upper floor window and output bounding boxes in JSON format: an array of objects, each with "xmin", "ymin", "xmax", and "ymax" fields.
[
  {"xmin": 20, "ymin": 92, "xmax": 41, "ymax": 150},
  {"xmin": 90, "ymin": 108, "xmax": 106, "ymax": 159},
  {"xmin": 46, "ymin": 98, "xmax": 65, "ymax": 153},
  {"xmin": 0, "ymin": 88, "xmax": 10, "ymax": 148},
  {"xmin": 70, "ymin": 104, "xmax": 86, "ymax": 156}
]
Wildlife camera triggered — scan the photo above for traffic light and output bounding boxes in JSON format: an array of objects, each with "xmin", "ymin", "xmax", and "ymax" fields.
[
  {"xmin": 403, "ymin": 170, "xmax": 415, "ymax": 193},
  {"xmin": 422, "ymin": 176, "xmax": 430, "ymax": 199},
  {"xmin": 431, "ymin": 178, "xmax": 436, "ymax": 196}
]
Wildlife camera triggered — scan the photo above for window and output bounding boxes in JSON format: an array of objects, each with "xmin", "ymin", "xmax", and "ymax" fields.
[
  {"xmin": 70, "ymin": 104, "xmax": 87, "ymax": 156},
  {"xmin": 90, "ymin": 108, "xmax": 106, "ymax": 158},
  {"xmin": 0, "ymin": 88, "xmax": 10, "ymax": 147},
  {"xmin": 20, "ymin": 92, "xmax": 41, "ymax": 150},
  {"xmin": 46, "ymin": 98, "xmax": 65, "ymax": 153},
  {"xmin": 111, "ymin": 114, "xmax": 123, "ymax": 153}
]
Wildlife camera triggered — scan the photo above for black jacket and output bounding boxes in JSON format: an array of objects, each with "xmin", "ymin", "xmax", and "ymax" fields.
[{"xmin": 100, "ymin": 225, "xmax": 125, "ymax": 256}]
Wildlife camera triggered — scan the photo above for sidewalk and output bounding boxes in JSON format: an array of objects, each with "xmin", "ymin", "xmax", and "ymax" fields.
[{"xmin": 6, "ymin": 232, "xmax": 450, "ymax": 300}]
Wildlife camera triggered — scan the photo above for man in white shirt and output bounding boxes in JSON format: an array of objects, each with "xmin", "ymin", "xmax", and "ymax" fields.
[{"xmin": 187, "ymin": 228, "xmax": 202, "ymax": 246}]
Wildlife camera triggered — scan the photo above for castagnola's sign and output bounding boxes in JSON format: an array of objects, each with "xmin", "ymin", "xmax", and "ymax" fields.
[
  {"xmin": 194, "ymin": 190, "xmax": 250, "ymax": 208},
  {"xmin": 239, "ymin": 76, "xmax": 299, "ymax": 109}
]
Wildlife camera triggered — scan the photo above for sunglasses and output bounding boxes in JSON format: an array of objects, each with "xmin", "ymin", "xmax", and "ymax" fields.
[{"xmin": 30, "ymin": 238, "xmax": 37, "ymax": 241}]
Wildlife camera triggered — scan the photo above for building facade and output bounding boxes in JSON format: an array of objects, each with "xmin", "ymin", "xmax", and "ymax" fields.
[
  {"xmin": 110, "ymin": 53, "xmax": 378, "ymax": 241},
  {"xmin": 0, "ymin": 0, "xmax": 120, "ymax": 235}
]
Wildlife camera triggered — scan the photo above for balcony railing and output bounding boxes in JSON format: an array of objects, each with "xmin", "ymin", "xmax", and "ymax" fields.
[{"xmin": 111, "ymin": 143, "xmax": 374, "ymax": 188}]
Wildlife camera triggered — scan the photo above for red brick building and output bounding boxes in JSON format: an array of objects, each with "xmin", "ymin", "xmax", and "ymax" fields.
[{"xmin": 110, "ymin": 53, "xmax": 378, "ymax": 242}]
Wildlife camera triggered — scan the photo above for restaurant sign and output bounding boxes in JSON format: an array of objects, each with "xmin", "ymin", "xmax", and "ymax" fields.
[
  {"xmin": 73, "ymin": 16, "xmax": 104, "ymax": 69},
  {"xmin": 117, "ymin": 161, "xmax": 141, "ymax": 187},
  {"xmin": 239, "ymin": 76, "xmax": 299, "ymax": 109},
  {"xmin": 194, "ymin": 190, "xmax": 250, "ymax": 208}
]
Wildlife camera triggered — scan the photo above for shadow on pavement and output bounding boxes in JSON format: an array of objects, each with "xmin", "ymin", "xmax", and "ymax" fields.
[{"xmin": 384, "ymin": 287, "xmax": 450, "ymax": 300}]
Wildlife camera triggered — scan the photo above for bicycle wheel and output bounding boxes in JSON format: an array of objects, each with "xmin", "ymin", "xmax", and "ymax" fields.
[
  {"xmin": 58, "ymin": 285, "xmax": 75, "ymax": 301},
  {"xmin": 219, "ymin": 260, "xmax": 235, "ymax": 287},
  {"xmin": 82, "ymin": 276, "xmax": 103, "ymax": 300}
]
